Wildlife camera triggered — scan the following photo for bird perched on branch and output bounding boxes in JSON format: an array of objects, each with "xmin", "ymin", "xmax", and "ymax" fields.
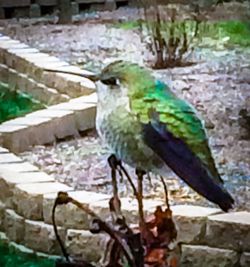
[{"xmin": 45, "ymin": 61, "xmax": 234, "ymax": 212}]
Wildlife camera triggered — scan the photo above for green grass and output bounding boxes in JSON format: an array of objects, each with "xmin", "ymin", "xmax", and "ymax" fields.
[
  {"xmin": 114, "ymin": 20, "xmax": 141, "ymax": 30},
  {"xmin": 0, "ymin": 82, "xmax": 46, "ymax": 123},
  {"xmin": 0, "ymin": 241, "xmax": 55, "ymax": 267},
  {"xmin": 114, "ymin": 19, "xmax": 250, "ymax": 47},
  {"xmin": 216, "ymin": 20, "xmax": 250, "ymax": 47}
]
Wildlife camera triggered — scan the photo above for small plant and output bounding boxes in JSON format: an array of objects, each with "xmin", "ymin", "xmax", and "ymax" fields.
[
  {"xmin": 136, "ymin": 1, "xmax": 207, "ymax": 69},
  {"xmin": 0, "ymin": 82, "xmax": 45, "ymax": 123}
]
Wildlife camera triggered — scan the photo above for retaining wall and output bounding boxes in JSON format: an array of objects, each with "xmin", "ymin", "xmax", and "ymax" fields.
[{"xmin": 0, "ymin": 35, "xmax": 249, "ymax": 267}]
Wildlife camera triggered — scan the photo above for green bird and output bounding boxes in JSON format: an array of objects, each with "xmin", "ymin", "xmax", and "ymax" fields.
[{"xmin": 45, "ymin": 60, "xmax": 234, "ymax": 211}]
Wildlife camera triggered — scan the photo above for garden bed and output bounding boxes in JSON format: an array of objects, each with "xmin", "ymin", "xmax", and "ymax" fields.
[{"xmin": 0, "ymin": 82, "xmax": 45, "ymax": 124}]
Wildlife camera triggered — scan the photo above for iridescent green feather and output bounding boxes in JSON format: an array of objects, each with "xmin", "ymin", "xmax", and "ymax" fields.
[{"xmin": 129, "ymin": 79, "xmax": 222, "ymax": 184}]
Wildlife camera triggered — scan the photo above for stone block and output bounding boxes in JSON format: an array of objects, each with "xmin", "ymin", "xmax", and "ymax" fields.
[
  {"xmin": 71, "ymin": 1, "xmax": 79, "ymax": 15},
  {"xmin": 7, "ymin": 68, "xmax": 19, "ymax": 88},
  {"xmin": 33, "ymin": 61, "xmax": 69, "ymax": 83},
  {"xmin": 0, "ymin": 36, "xmax": 11, "ymax": 41},
  {"xmin": 26, "ymin": 109, "xmax": 78, "ymax": 140},
  {"xmin": 240, "ymin": 252, "xmax": 250, "ymax": 267},
  {"xmin": 0, "ymin": 40, "xmax": 21, "ymax": 52},
  {"xmin": 13, "ymin": 182, "xmax": 72, "ymax": 220},
  {"xmin": 0, "ymin": 153, "xmax": 23, "ymax": 163},
  {"xmin": 69, "ymin": 93, "xmax": 97, "ymax": 105},
  {"xmin": 24, "ymin": 220, "xmax": 65, "ymax": 254},
  {"xmin": 36, "ymin": 0, "xmax": 57, "ymax": 6},
  {"xmin": 89, "ymin": 197, "xmax": 164, "ymax": 225},
  {"xmin": 49, "ymin": 111, "xmax": 78, "ymax": 139},
  {"xmin": 0, "ymin": 7, "xmax": 5, "ymax": 19},
  {"xmin": 181, "ymin": 245, "xmax": 239, "ymax": 267},
  {"xmin": 11, "ymin": 54, "xmax": 36, "ymax": 74},
  {"xmin": 23, "ymin": 77, "xmax": 37, "ymax": 93},
  {"xmin": 0, "ymin": 146, "xmax": 9, "ymax": 153},
  {"xmin": 104, "ymin": 0, "xmax": 116, "ymax": 11},
  {"xmin": 18, "ymin": 53, "xmax": 62, "ymax": 75},
  {"xmin": 0, "ymin": 124, "xmax": 34, "ymax": 153},
  {"xmin": 4, "ymin": 209, "xmax": 25, "ymax": 243},
  {"xmin": 171, "ymin": 205, "xmax": 221, "ymax": 244},
  {"xmin": 16, "ymin": 72, "xmax": 28, "ymax": 91},
  {"xmin": 15, "ymin": 75, "xmax": 62, "ymax": 105},
  {"xmin": 0, "ymin": 169, "xmax": 54, "ymax": 185},
  {"xmin": 43, "ymin": 71, "xmax": 94, "ymax": 97},
  {"xmin": 0, "ymin": 162, "xmax": 39, "ymax": 172},
  {"xmin": 43, "ymin": 190, "xmax": 110, "ymax": 229},
  {"xmin": 0, "ymin": 201, "xmax": 5, "ymax": 230},
  {"xmin": 31, "ymin": 83, "xmax": 63, "ymax": 105},
  {"xmin": 55, "ymin": 73, "xmax": 83, "ymax": 97},
  {"xmin": 9, "ymin": 241, "xmax": 34, "ymax": 255},
  {"xmin": 56, "ymin": 65, "xmax": 94, "ymax": 77},
  {"xmin": 0, "ymin": 174, "xmax": 14, "ymax": 205},
  {"xmin": 29, "ymin": 3, "xmax": 41, "ymax": 17},
  {"xmin": 0, "ymin": 116, "xmax": 56, "ymax": 151},
  {"xmin": 206, "ymin": 212, "xmax": 250, "ymax": 251},
  {"xmin": 0, "ymin": 0, "xmax": 31, "ymax": 8},
  {"xmin": 58, "ymin": 0, "xmax": 72, "ymax": 24},
  {"xmin": 80, "ymin": 79, "xmax": 96, "ymax": 92},
  {"xmin": 0, "ymin": 169, "xmax": 55, "ymax": 208},
  {"xmin": 4, "ymin": 47, "xmax": 35, "ymax": 69},
  {"xmin": 49, "ymin": 102, "xmax": 96, "ymax": 132},
  {"xmin": 7, "ymin": 46, "xmax": 35, "ymax": 54},
  {"xmin": 0, "ymin": 63, "xmax": 8, "ymax": 82},
  {"xmin": 76, "ymin": 0, "xmax": 104, "ymax": 3},
  {"xmin": 0, "ymin": 232, "xmax": 9, "ymax": 244},
  {"xmin": 65, "ymin": 229, "xmax": 108, "ymax": 262},
  {"xmin": 74, "ymin": 104, "xmax": 96, "ymax": 132}
]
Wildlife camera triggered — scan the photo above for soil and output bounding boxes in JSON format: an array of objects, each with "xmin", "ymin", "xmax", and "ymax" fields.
[{"xmin": 1, "ymin": 3, "xmax": 249, "ymax": 211}]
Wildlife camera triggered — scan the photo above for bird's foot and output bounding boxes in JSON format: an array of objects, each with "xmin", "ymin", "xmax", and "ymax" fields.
[
  {"xmin": 107, "ymin": 154, "xmax": 125, "ymax": 224},
  {"xmin": 135, "ymin": 168, "xmax": 146, "ymax": 228}
]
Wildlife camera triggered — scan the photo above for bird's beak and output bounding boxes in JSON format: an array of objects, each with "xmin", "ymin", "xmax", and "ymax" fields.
[{"xmin": 43, "ymin": 68, "xmax": 100, "ymax": 82}]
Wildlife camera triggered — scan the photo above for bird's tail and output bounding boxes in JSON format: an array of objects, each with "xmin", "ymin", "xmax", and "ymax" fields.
[
  {"xmin": 158, "ymin": 165, "xmax": 234, "ymax": 212},
  {"xmin": 143, "ymin": 123, "xmax": 235, "ymax": 212}
]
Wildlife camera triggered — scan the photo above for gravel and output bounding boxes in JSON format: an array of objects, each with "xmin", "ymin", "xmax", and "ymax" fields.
[{"xmin": 1, "ymin": 6, "xmax": 249, "ymax": 211}]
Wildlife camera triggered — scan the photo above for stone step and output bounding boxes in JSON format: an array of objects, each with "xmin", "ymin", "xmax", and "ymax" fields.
[
  {"xmin": 205, "ymin": 212, "xmax": 250, "ymax": 251},
  {"xmin": 181, "ymin": 245, "xmax": 239, "ymax": 267}
]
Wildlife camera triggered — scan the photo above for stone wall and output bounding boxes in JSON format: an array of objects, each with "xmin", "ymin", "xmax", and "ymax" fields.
[
  {"xmin": 0, "ymin": 35, "xmax": 250, "ymax": 266},
  {"xmin": 0, "ymin": 34, "xmax": 96, "ymax": 153},
  {"xmin": 0, "ymin": 0, "xmax": 129, "ymax": 19},
  {"xmin": 0, "ymin": 159, "xmax": 250, "ymax": 266}
]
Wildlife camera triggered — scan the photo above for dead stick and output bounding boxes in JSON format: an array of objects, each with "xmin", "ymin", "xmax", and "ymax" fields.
[
  {"xmin": 54, "ymin": 192, "xmax": 136, "ymax": 267},
  {"xmin": 160, "ymin": 175, "xmax": 170, "ymax": 210},
  {"xmin": 136, "ymin": 169, "xmax": 146, "ymax": 227}
]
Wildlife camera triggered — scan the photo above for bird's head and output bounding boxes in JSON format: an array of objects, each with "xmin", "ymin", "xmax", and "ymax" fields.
[
  {"xmin": 44, "ymin": 60, "xmax": 155, "ymax": 99},
  {"xmin": 95, "ymin": 60, "xmax": 156, "ymax": 101}
]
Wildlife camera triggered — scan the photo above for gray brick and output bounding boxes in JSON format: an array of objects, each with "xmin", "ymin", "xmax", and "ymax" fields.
[
  {"xmin": 181, "ymin": 245, "xmax": 239, "ymax": 267},
  {"xmin": 24, "ymin": 219, "xmax": 65, "ymax": 254},
  {"xmin": 206, "ymin": 212, "xmax": 250, "ymax": 251},
  {"xmin": 13, "ymin": 182, "xmax": 72, "ymax": 220},
  {"xmin": 4, "ymin": 209, "xmax": 25, "ymax": 243}
]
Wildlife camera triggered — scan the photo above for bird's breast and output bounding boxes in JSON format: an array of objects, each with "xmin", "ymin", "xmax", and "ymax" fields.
[{"xmin": 96, "ymin": 101, "xmax": 162, "ymax": 170}]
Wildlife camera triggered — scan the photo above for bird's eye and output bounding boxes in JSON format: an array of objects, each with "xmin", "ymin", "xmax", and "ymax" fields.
[{"xmin": 101, "ymin": 77, "xmax": 118, "ymax": 86}]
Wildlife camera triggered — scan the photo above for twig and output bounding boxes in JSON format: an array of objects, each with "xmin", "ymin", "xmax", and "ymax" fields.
[
  {"xmin": 136, "ymin": 169, "xmax": 146, "ymax": 227},
  {"xmin": 53, "ymin": 192, "xmax": 136, "ymax": 267},
  {"xmin": 119, "ymin": 164, "xmax": 138, "ymax": 197},
  {"xmin": 160, "ymin": 176, "xmax": 170, "ymax": 210},
  {"xmin": 52, "ymin": 196, "xmax": 70, "ymax": 262}
]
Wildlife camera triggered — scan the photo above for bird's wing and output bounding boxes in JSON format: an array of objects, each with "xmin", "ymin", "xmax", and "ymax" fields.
[{"xmin": 131, "ymin": 88, "xmax": 234, "ymax": 211}]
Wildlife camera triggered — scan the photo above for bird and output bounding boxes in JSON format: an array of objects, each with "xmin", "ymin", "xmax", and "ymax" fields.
[{"xmin": 45, "ymin": 60, "xmax": 234, "ymax": 212}]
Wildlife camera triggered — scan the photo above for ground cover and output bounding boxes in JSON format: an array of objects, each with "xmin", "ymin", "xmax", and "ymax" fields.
[
  {"xmin": 0, "ymin": 82, "xmax": 45, "ymax": 123},
  {"xmin": 0, "ymin": 240, "xmax": 54, "ymax": 267}
]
